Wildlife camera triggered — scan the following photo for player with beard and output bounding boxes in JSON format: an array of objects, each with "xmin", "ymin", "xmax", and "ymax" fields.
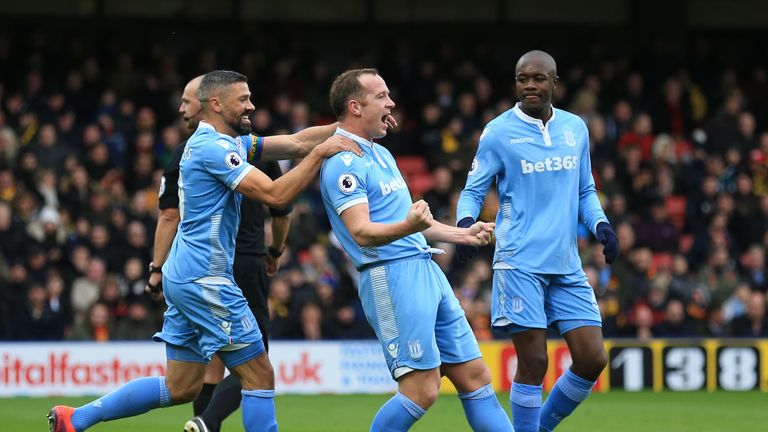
[{"xmin": 48, "ymin": 70, "xmax": 361, "ymax": 432}]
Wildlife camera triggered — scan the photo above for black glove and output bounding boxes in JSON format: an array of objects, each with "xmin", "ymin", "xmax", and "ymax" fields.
[
  {"xmin": 455, "ymin": 217, "xmax": 479, "ymax": 263},
  {"xmin": 595, "ymin": 221, "xmax": 619, "ymax": 264}
]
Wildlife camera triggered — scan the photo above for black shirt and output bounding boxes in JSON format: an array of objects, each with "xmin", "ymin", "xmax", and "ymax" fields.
[{"xmin": 159, "ymin": 141, "xmax": 292, "ymax": 257}]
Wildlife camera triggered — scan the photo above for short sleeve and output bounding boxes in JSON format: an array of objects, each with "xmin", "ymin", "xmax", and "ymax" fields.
[
  {"xmin": 321, "ymin": 152, "xmax": 368, "ymax": 215},
  {"xmin": 158, "ymin": 142, "xmax": 185, "ymax": 210},
  {"xmin": 201, "ymin": 138, "xmax": 254, "ymax": 190}
]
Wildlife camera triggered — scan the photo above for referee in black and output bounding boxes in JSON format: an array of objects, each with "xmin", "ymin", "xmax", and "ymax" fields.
[{"xmin": 146, "ymin": 75, "xmax": 357, "ymax": 432}]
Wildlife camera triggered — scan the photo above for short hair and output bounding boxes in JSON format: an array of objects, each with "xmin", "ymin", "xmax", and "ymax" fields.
[
  {"xmin": 329, "ymin": 68, "xmax": 379, "ymax": 118},
  {"xmin": 198, "ymin": 70, "xmax": 248, "ymax": 102}
]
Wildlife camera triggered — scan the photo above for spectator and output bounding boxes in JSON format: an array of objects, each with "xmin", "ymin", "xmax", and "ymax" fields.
[{"xmin": 729, "ymin": 291, "xmax": 768, "ymax": 337}]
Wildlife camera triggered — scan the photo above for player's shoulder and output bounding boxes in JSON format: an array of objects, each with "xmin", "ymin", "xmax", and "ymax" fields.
[
  {"xmin": 479, "ymin": 111, "xmax": 514, "ymax": 143},
  {"xmin": 554, "ymin": 108, "xmax": 587, "ymax": 128},
  {"xmin": 324, "ymin": 151, "xmax": 366, "ymax": 172}
]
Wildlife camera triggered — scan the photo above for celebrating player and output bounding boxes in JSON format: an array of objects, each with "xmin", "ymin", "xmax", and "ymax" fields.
[
  {"xmin": 319, "ymin": 68, "xmax": 513, "ymax": 432},
  {"xmin": 455, "ymin": 50, "xmax": 619, "ymax": 431}
]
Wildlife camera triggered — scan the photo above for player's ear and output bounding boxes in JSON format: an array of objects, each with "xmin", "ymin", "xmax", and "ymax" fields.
[
  {"xmin": 211, "ymin": 97, "xmax": 223, "ymax": 113},
  {"xmin": 348, "ymin": 99, "xmax": 361, "ymax": 117},
  {"xmin": 553, "ymin": 75, "xmax": 559, "ymax": 87}
]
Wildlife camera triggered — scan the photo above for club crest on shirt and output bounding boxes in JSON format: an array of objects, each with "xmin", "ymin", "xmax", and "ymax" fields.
[
  {"xmin": 563, "ymin": 128, "xmax": 577, "ymax": 147},
  {"xmin": 468, "ymin": 157, "xmax": 479, "ymax": 176},
  {"xmin": 338, "ymin": 173, "xmax": 357, "ymax": 193},
  {"xmin": 341, "ymin": 153, "xmax": 355, "ymax": 166},
  {"xmin": 225, "ymin": 152, "xmax": 242, "ymax": 169},
  {"xmin": 182, "ymin": 145, "xmax": 192, "ymax": 160}
]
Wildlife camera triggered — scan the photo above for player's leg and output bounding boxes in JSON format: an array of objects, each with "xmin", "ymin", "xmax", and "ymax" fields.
[
  {"xmin": 432, "ymin": 260, "xmax": 512, "ymax": 431},
  {"xmin": 369, "ymin": 368, "xmax": 440, "ymax": 431},
  {"xmin": 441, "ymin": 359, "xmax": 514, "ymax": 432},
  {"xmin": 539, "ymin": 271, "xmax": 606, "ymax": 431},
  {"xmin": 491, "ymin": 268, "xmax": 550, "ymax": 432},
  {"xmin": 223, "ymin": 347, "xmax": 276, "ymax": 432},
  {"xmin": 193, "ymin": 355, "xmax": 225, "ymax": 416},
  {"xmin": 360, "ymin": 258, "xmax": 443, "ymax": 431},
  {"xmin": 194, "ymin": 255, "xmax": 268, "ymax": 432}
]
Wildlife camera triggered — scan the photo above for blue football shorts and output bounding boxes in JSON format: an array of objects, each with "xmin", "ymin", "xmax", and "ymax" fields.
[
  {"xmin": 491, "ymin": 267, "xmax": 602, "ymax": 334},
  {"xmin": 358, "ymin": 255, "xmax": 481, "ymax": 380},
  {"xmin": 153, "ymin": 277, "xmax": 264, "ymax": 364}
]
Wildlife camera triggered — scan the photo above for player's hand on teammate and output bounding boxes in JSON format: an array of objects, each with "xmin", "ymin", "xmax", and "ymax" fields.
[
  {"xmin": 407, "ymin": 199, "xmax": 433, "ymax": 231},
  {"xmin": 315, "ymin": 135, "xmax": 362, "ymax": 158},
  {"xmin": 145, "ymin": 272, "xmax": 164, "ymax": 301},
  {"xmin": 465, "ymin": 221, "xmax": 496, "ymax": 246}
]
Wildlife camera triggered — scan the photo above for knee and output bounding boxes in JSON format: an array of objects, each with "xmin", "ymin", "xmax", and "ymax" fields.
[
  {"xmin": 573, "ymin": 347, "xmax": 607, "ymax": 381},
  {"xmin": 167, "ymin": 379, "xmax": 202, "ymax": 404},
  {"xmin": 411, "ymin": 384, "xmax": 439, "ymax": 410},
  {"xmin": 517, "ymin": 350, "xmax": 548, "ymax": 383},
  {"xmin": 238, "ymin": 360, "xmax": 275, "ymax": 391}
]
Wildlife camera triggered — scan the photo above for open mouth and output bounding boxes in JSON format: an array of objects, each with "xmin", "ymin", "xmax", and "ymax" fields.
[
  {"xmin": 241, "ymin": 115, "xmax": 251, "ymax": 124},
  {"xmin": 381, "ymin": 113, "xmax": 390, "ymax": 128}
]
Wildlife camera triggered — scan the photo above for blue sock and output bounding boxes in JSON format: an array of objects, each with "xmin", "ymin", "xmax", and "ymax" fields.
[
  {"xmin": 370, "ymin": 392, "xmax": 425, "ymax": 432},
  {"xmin": 539, "ymin": 369, "xmax": 594, "ymax": 431},
  {"xmin": 71, "ymin": 376, "xmax": 172, "ymax": 431},
  {"xmin": 241, "ymin": 389, "xmax": 277, "ymax": 432},
  {"xmin": 458, "ymin": 383, "xmax": 513, "ymax": 432},
  {"xmin": 511, "ymin": 382, "xmax": 542, "ymax": 432}
]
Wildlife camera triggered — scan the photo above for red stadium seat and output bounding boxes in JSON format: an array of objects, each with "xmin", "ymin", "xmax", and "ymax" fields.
[
  {"xmin": 396, "ymin": 155, "xmax": 429, "ymax": 179},
  {"xmin": 679, "ymin": 234, "xmax": 694, "ymax": 253},
  {"xmin": 408, "ymin": 172, "xmax": 435, "ymax": 198},
  {"xmin": 665, "ymin": 195, "xmax": 687, "ymax": 231}
]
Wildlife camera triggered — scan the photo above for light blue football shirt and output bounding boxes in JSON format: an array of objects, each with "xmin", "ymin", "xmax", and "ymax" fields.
[
  {"xmin": 320, "ymin": 128, "xmax": 429, "ymax": 269},
  {"xmin": 457, "ymin": 104, "xmax": 607, "ymax": 274},
  {"xmin": 164, "ymin": 121, "xmax": 254, "ymax": 283}
]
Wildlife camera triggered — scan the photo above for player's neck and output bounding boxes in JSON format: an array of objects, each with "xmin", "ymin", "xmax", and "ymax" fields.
[
  {"xmin": 338, "ymin": 122, "xmax": 373, "ymax": 142},
  {"xmin": 203, "ymin": 116, "xmax": 238, "ymax": 138},
  {"xmin": 521, "ymin": 105, "xmax": 553, "ymax": 124}
]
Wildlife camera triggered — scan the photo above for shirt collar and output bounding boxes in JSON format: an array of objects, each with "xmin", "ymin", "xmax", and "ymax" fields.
[
  {"xmin": 512, "ymin": 103, "xmax": 556, "ymax": 126},
  {"xmin": 198, "ymin": 120, "xmax": 235, "ymax": 141},
  {"xmin": 336, "ymin": 127, "xmax": 374, "ymax": 148}
]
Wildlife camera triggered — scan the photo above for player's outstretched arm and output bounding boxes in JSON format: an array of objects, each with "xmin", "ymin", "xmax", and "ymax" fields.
[
  {"xmin": 237, "ymin": 135, "xmax": 361, "ymax": 208},
  {"xmin": 340, "ymin": 200, "xmax": 432, "ymax": 247},
  {"xmin": 423, "ymin": 219, "xmax": 495, "ymax": 246},
  {"xmin": 259, "ymin": 116, "xmax": 396, "ymax": 161}
]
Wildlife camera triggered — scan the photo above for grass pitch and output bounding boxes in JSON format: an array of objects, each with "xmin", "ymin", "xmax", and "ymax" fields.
[{"xmin": 3, "ymin": 391, "xmax": 765, "ymax": 431}]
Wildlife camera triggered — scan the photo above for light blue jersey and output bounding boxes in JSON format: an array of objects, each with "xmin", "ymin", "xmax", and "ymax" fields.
[
  {"xmin": 457, "ymin": 104, "xmax": 607, "ymax": 275},
  {"xmin": 320, "ymin": 128, "xmax": 480, "ymax": 378},
  {"xmin": 163, "ymin": 121, "xmax": 254, "ymax": 283},
  {"xmin": 320, "ymin": 128, "xmax": 429, "ymax": 269}
]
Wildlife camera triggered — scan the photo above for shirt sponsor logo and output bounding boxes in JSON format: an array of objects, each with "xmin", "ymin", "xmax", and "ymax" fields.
[
  {"xmin": 510, "ymin": 137, "xmax": 535, "ymax": 144},
  {"xmin": 379, "ymin": 176, "xmax": 407, "ymax": 196},
  {"xmin": 520, "ymin": 156, "xmax": 578, "ymax": 174}
]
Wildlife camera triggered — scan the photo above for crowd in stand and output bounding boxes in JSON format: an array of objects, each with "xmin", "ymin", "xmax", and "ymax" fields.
[{"xmin": 1, "ymin": 23, "xmax": 767, "ymax": 343}]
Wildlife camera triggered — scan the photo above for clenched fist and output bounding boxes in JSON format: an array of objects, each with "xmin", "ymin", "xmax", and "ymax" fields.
[
  {"xmin": 465, "ymin": 221, "xmax": 495, "ymax": 246},
  {"xmin": 407, "ymin": 200, "xmax": 433, "ymax": 232}
]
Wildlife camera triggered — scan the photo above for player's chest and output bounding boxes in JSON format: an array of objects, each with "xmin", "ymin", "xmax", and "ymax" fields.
[
  {"xmin": 364, "ymin": 155, "xmax": 410, "ymax": 202},
  {"xmin": 500, "ymin": 129, "xmax": 581, "ymax": 177}
]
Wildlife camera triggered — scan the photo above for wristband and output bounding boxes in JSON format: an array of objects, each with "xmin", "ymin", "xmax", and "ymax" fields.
[{"xmin": 267, "ymin": 246, "xmax": 285, "ymax": 258}]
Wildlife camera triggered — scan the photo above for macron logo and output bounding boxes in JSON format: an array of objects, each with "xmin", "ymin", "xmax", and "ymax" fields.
[
  {"xmin": 511, "ymin": 137, "xmax": 535, "ymax": 144},
  {"xmin": 521, "ymin": 156, "xmax": 579, "ymax": 174},
  {"xmin": 380, "ymin": 176, "xmax": 407, "ymax": 196}
]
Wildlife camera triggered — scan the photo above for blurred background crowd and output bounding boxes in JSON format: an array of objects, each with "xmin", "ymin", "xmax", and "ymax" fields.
[{"xmin": 1, "ymin": 19, "xmax": 768, "ymax": 344}]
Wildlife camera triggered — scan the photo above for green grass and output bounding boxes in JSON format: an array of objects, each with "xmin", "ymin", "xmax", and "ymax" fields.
[{"xmin": 4, "ymin": 392, "xmax": 766, "ymax": 431}]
